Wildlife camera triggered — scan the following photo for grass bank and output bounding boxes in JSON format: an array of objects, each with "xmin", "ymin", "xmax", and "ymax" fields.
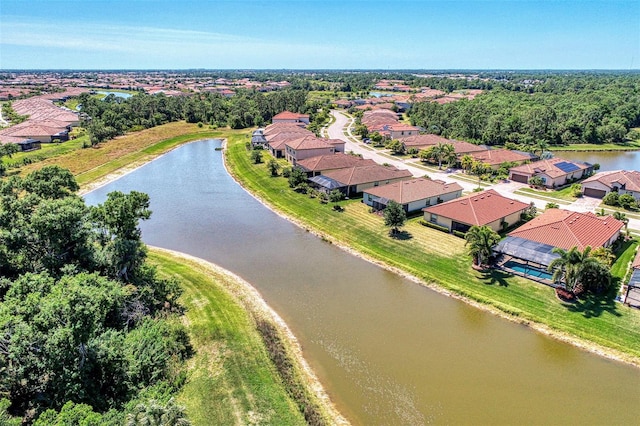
[
  {"xmin": 550, "ymin": 141, "xmax": 640, "ymax": 151},
  {"xmin": 149, "ymin": 248, "xmax": 342, "ymax": 425},
  {"xmin": 225, "ymin": 137, "xmax": 640, "ymax": 366},
  {"xmin": 5, "ymin": 122, "xmax": 248, "ymax": 190}
]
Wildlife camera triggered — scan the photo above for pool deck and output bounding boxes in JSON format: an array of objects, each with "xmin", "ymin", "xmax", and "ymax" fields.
[{"xmin": 496, "ymin": 256, "xmax": 558, "ymax": 287}]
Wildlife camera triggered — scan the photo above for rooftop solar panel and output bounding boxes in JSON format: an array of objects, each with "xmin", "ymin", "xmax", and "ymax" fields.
[{"xmin": 555, "ymin": 161, "xmax": 580, "ymax": 173}]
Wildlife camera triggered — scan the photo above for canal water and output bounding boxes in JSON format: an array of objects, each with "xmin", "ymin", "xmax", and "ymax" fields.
[
  {"xmin": 556, "ymin": 150, "xmax": 640, "ymax": 172},
  {"xmin": 84, "ymin": 139, "xmax": 640, "ymax": 425}
]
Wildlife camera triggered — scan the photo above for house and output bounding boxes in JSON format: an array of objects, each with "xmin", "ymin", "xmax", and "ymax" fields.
[
  {"xmin": 506, "ymin": 209, "xmax": 623, "ymax": 251},
  {"xmin": 624, "ymin": 249, "xmax": 640, "ymax": 308},
  {"xmin": 251, "ymin": 129, "xmax": 267, "ymax": 147},
  {"xmin": 264, "ymin": 124, "xmax": 314, "ymax": 158},
  {"xmin": 17, "ymin": 138, "xmax": 41, "ymax": 151},
  {"xmin": 581, "ymin": 170, "xmax": 640, "ymax": 200},
  {"xmin": 400, "ymin": 134, "xmax": 487, "ymax": 155},
  {"xmin": 313, "ymin": 164, "xmax": 413, "ymax": 196},
  {"xmin": 508, "ymin": 157, "xmax": 593, "ymax": 187},
  {"xmin": 470, "ymin": 149, "xmax": 537, "ymax": 170},
  {"xmin": 272, "ymin": 111, "xmax": 310, "ymax": 125},
  {"xmin": 382, "ymin": 123, "xmax": 420, "ymax": 139},
  {"xmin": 364, "ymin": 178, "xmax": 463, "ymax": 213},
  {"xmin": 0, "ymin": 120, "xmax": 70, "ymax": 143},
  {"xmin": 494, "ymin": 209, "xmax": 624, "ymax": 280},
  {"xmin": 296, "ymin": 154, "xmax": 376, "ymax": 177},
  {"xmin": 423, "ymin": 189, "xmax": 530, "ymax": 233},
  {"xmin": 284, "ymin": 136, "xmax": 341, "ymax": 165}
]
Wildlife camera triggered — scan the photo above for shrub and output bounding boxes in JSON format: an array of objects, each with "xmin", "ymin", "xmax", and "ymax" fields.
[
  {"xmin": 603, "ymin": 192, "xmax": 619, "ymax": 206},
  {"xmin": 452, "ymin": 230, "xmax": 466, "ymax": 238},
  {"xmin": 419, "ymin": 220, "xmax": 450, "ymax": 233}
]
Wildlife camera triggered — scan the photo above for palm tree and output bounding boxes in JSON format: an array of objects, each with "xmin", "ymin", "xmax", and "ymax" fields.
[
  {"xmin": 547, "ymin": 246, "xmax": 601, "ymax": 293},
  {"xmin": 460, "ymin": 154, "xmax": 474, "ymax": 174},
  {"xmin": 126, "ymin": 398, "xmax": 191, "ymax": 426},
  {"xmin": 465, "ymin": 225, "xmax": 501, "ymax": 266},
  {"xmin": 430, "ymin": 142, "xmax": 456, "ymax": 169},
  {"xmin": 612, "ymin": 211, "xmax": 629, "ymax": 233}
]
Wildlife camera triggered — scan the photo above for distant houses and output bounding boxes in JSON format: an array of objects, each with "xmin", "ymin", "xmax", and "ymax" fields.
[
  {"xmin": 0, "ymin": 97, "xmax": 81, "ymax": 149},
  {"xmin": 469, "ymin": 149, "xmax": 536, "ymax": 170},
  {"xmin": 581, "ymin": 170, "xmax": 640, "ymax": 200},
  {"xmin": 272, "ymin": 111, "xmax": 310, "ymax": 125}
]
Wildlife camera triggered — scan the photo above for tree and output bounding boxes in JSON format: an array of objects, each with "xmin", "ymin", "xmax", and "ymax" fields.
[
  {"xmin": 460, "ymin": 154, "xmax": 474, "ymax": 174},
  {"xmin": 383, "ymin": 200, "xmax": 406, "ymax": 237},
  {"xmin": 471, "ymin": 161, "xmax": 489, "ymax": 188},
  {"xmin": 464, "ymin": 225, "xmax": 500, "ymax": 266},
  {"xmin": 612, "ymin": 211, "xmax": 629, "ymax": 232},
  {"xmin": 426, "ymin": 142, "xmax": 456, "ymax": 169},
  {"xmin": 602, "ymin": 191, "xmax": 619, "ymax": 206},
  {"xmin": 528, "ymin": 176, "xmax": 544, "ymax": 188},
  {"xmin": 386, "ymin": 139, "xmax": 404, "ymax": 155},
  {"xmin": 22, "ymin": 165, "xmax": 79, "ymax": 199},
  {"xmin": 267, "ymin": 158, "xmax": 280, "ymax": 176},
  {"xmin": 250, "ymin": 149, "xmax": 263, "ymax": 164},
  {"xmin": 618, "ymin": 193, "xmax": 637, "ymax": 210},
  {"xmin": 287, "ymin": 167, "xmax": 307, "ymax": 188},
  {"xmin": 547, "ymin": 246, "xmax": 610, "ymax": 293},
  {"xmin": 126, "ymin": 398, "xmax": 190, "ymax": 426}
]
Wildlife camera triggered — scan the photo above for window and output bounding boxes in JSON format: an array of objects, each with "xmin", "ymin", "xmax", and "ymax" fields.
[{"xmin": 430, "ymin": 213, "xmax": 438, "ymax": 223}]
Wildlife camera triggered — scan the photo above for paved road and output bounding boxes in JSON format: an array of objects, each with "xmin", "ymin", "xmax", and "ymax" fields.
[{"xmin": 326, "ymin": 110, "xmax": 639, "ymax": 232}]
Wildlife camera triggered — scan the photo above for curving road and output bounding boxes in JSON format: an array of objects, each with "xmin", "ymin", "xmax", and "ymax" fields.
[{"xmin": 325, "ymin": 110, "xmax": 639, "ymax": 232}]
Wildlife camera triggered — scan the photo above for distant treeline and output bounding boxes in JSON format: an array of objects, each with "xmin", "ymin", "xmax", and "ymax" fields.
[
  {"xmin": 409, "ymin": 76, "xmax": 640, "ymax": 147},
  {"xmin": 79, "ymin": 89, "xmax": 317, "ymax": 145}
]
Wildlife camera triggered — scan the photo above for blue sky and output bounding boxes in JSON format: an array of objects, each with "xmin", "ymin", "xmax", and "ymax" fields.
[{"xmin": 1, "ymin": 1, "xmax": 639, "ymax": 70}]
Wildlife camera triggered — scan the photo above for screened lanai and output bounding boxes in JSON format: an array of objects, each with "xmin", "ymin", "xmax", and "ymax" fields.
[{"xmin": 494, "ymin": 236, "xmax": 560, "ymax": 285}]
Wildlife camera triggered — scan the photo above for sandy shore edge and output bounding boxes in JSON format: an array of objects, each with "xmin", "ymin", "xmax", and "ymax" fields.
[{"xmin": 150, "ymin": 246, "xmax": 349, "ymax": 425}]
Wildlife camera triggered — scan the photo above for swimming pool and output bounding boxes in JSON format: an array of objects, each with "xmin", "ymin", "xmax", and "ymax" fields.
[{"xmin": 503, "ymin": 260, "xmax": 554, "ymax": 281}]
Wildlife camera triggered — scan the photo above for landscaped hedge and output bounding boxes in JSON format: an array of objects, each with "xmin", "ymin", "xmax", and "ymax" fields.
[
  {"xmin": 419, "ymin": 220, "xmax": 450, "ymax": 233},
  {"xmin": 452, "ymin": 230, "xmax": 467, "ymax": 239}
]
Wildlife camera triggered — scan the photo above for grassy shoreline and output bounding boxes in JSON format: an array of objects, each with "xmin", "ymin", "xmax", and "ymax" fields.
[
  {"xmin": 149, "ymin": 248, "xmax": 345, "ymax": 426},
  {"xmin": 222, "ymin": 133, "xmax": 640, "ymax": 368}
]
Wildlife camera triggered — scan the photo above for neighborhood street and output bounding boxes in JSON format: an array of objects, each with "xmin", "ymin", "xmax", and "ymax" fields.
[{"xmin": 326, "ymin": 110, "xmax": 639, "ymax": 232}]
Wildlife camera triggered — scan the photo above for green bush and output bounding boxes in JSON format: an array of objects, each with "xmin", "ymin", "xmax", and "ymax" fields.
[
  {"xmin": 452, "ymin": 230, "xmax": 466, "ymax": 238},
  {"xmin": 419, "ymin": 220, "xmax": 450, "ymax": 233}
]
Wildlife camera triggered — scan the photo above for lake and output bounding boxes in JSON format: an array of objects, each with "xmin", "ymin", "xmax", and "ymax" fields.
[
  {"xmin": 84, "ymin": 139, "xmax": 640, "ymax": 425},
  {"xmin": 556, "ymin": 150, "xmax": 640, "ymax": 172}
]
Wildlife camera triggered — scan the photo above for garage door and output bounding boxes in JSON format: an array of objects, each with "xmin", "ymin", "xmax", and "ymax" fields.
[
  {"xmin": 511, "ymin": 173, "xmax": 529, "ymax": 184},
  {"xmin": 583, "ymin": 187, "xmax": 607, "ymax": 198}
]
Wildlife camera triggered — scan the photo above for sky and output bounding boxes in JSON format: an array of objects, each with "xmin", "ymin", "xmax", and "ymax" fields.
[{"xmin": 1, "ymin": 0, "xmax": 639, "ymax": 70}]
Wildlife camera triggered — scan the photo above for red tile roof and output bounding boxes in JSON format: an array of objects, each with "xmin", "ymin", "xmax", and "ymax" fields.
[
  {"xmin": 582, "ymin": 170, "xmax": 640, "ymax": 192},
  {"xmin": 509, "ymin": 157, "xmax": 591, "ymax": 179},
  {"xmin": 272, "ymin": 111, "xmax": 309, "ymax": 121},
  {"xmin": 508, "ymin": 209, "xmax": 624, "ymax": 250},
  {"xmin": 285, "ymin": 135, "xmax": 334, "ymax": 151},
  {"xmin": 365, "ymin": 178, "xmax": 463, "ymax": 204},
  {"xmin": 323, "ymin": 164, "xmax": 412, "ymax": 186},
  {"xmin": 296, "ymin": 154, "xmax": 376, "ymax": 172},
  {"xmin": 424, "ymin": 189, "xmax": 529, "ymax": 226},
  {"xmin": 470, "ymin": 149, "xmax": 534, "ymax": 166},
  {"xmin": 632, "ymin": 248, "xmax": 640, "ymax": 270}
]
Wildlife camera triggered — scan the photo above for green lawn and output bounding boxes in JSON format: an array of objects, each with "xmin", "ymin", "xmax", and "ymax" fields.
[
  {"xmin": 149, "ymin": 249, "xmax": 332, "ymax": 426},
  {"xmin": 517, "ymin": 186, "xmax": 577, "ymax": 203},
  {"xmin": 226, "ymin": 137, "xmax": 640, "ymax": 365},
  {"xmin": 550, "ymin": 141, "xmax": 640, "ymax": 151},
  {"xmin": 612, "ymin": 240, "xmax": 639, "ymax": 285}
]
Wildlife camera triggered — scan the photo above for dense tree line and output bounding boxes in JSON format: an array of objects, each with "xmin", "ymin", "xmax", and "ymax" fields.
[
  {"xmin": 409, "ymin": 79, "xmax": 640, "ymax": 147},
  {"xmin": 79, "ymin": 89, "xmax": 311, "ymax": 144},
  {"xmin": 0, "ymin": 166, "xmax": 190, "ymax": 424}
]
